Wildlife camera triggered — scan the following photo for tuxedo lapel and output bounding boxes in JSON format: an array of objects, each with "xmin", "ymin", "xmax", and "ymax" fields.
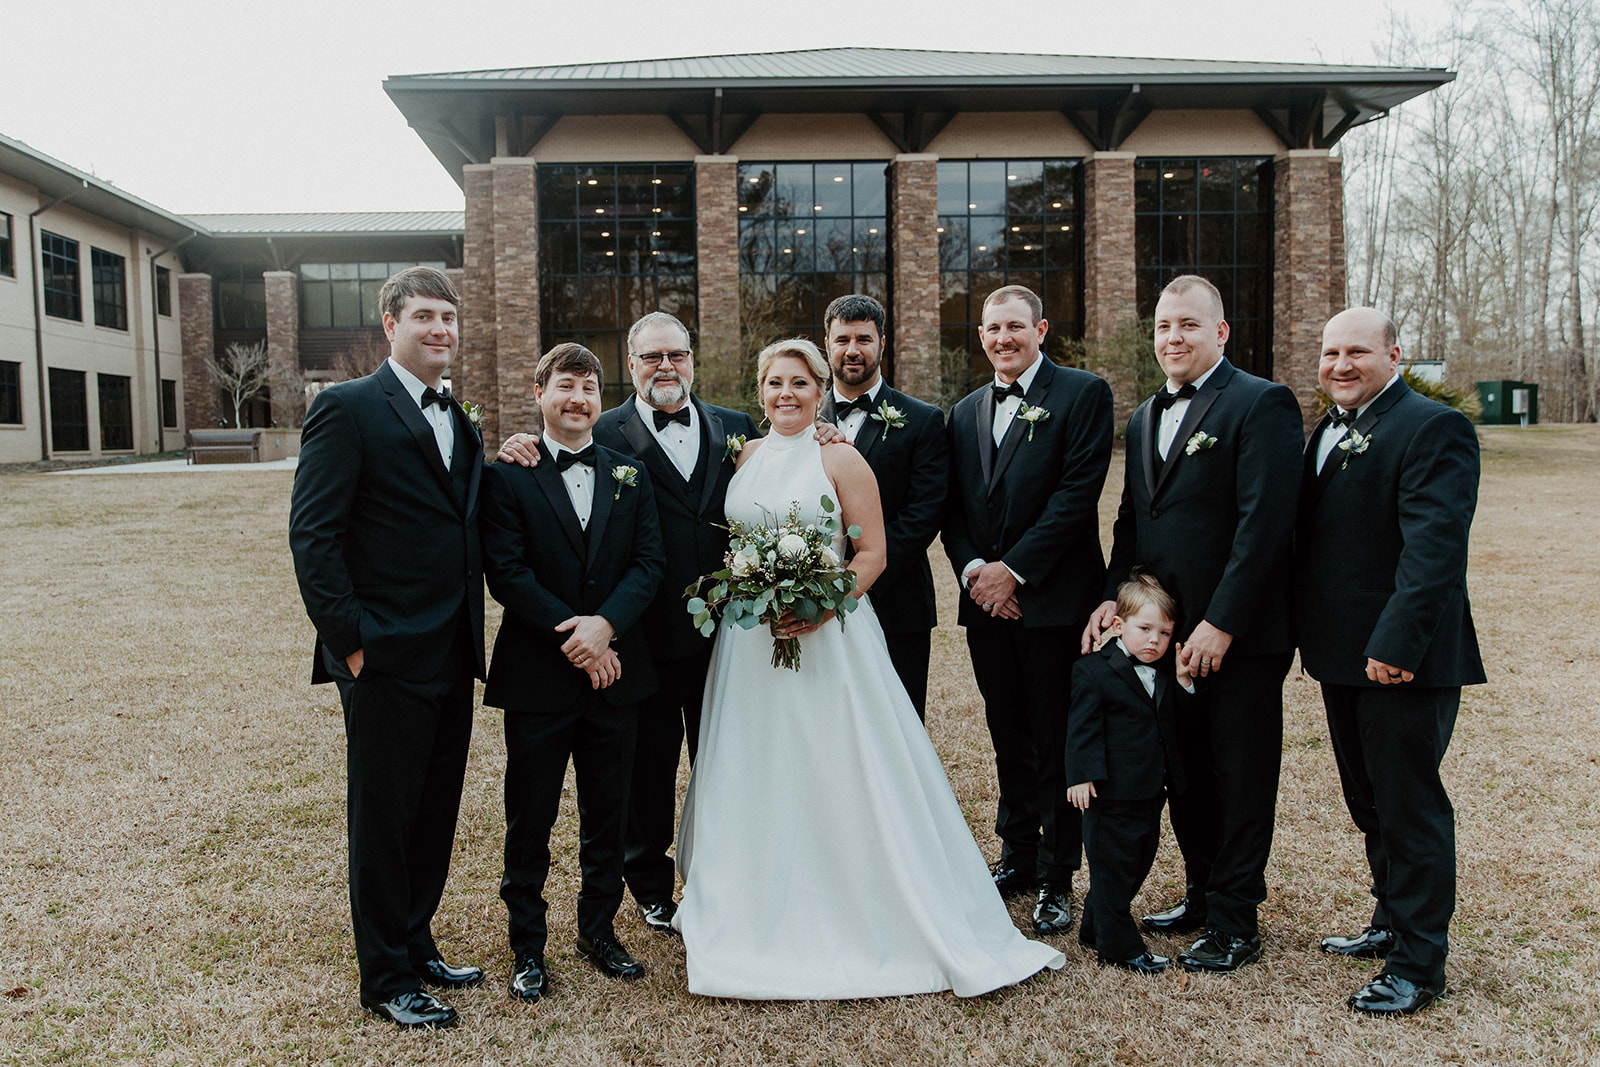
[
  {"xmin": 531, "ymin": 442, "xmax": 589, "ymax": 559},
  {"xmin": 1311, "ymin": 378, "xmax": 1409, "ymax": 498},
  {"xmin": 697, "ymin": 402, "xmax": 727, "ymax": 518},
  {"xmin": 378, "ymin": 363, "xmax": 454, "ymax": 500},
  {"xmin": 1137, "ymin": 398, "xmax": 1158, "ymax": 499},
  {"xmin": 990, "ymin": 359, "xmax": 1051, "ymax": 495},
  {"xmin": 1105, "ymin": 642, "xmax": 1156, "ymax": 708},
  {"xmin": 620, "ymin": 398, "xmax": 691, "ymax": 509},
  {"xmin": 1306, "ymin": 415, "xmax": 1340, "ymax": 504},
  {"xmin": 855, "ymin": 395, "xmax": 884, "ymax": 461},
  {"xmin": 450, "ymin": 400, "xmax": 482, "ymax": 517},
  {"xmin": 585, "ymin": 459, "xmax": 616, "ymax": 568},
  {"xmin": 975, "ymin": 386, "xmax": 996, "ymax": 488},
  {"xmin": 1154, "ymin": 360, "xmax": 1229, "ymax": 496}
]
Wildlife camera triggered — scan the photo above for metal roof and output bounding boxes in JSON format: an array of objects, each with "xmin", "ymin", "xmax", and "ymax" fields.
[
  {"xmin": 190, "ymin": 211, "xmax": 464, "ymax": 236},
  {"xmin": 0, "ymin": 131, "xmax": 206, "ymax": 244}
]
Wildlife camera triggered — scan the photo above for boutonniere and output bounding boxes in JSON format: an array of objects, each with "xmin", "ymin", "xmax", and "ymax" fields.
[
  {"xmin": 868, "ymin": 399, "xmax": 907, "ymax": 441},
  {"xmin": 459, "ymin": 399, "xmax": 483, "ymax": 432},
  {"xmin": 1336, "ymin": 428, "xmax": 1372, "ymax": 469},
  {"xmin": 1184, "ymin": 431, "xmax": 1218, "ymax": 456},
  {"xmin": 1016, "ymin": 403, "xmax": 1051, "ymax": 442},
  {"xmin": 611, "ymin": 465, "xmax": 639, "ymax": 499},
  {"xmin": 724, "ymin": 434, "xmax": 747, "ymax": 462}
]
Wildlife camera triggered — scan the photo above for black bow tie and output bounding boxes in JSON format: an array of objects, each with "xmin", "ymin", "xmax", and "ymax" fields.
[
  {"xmin": 1151, "ymin": 383, "xmax": 1197, "ymax": 414},
  {"xmin": 1328, "ymin": 407, "xmax": 1357, "ymax": 428},
  {"xmin": 652, "ymin": 407, "xmax": 691, "ymax": 431},
  {"xmin": 555, "ymin": 445, "xmax": 597, "ymax": 472},
  {"xmin": 834, "ymin": 394, "xmax": 874, "ymax": 417},
  {"xmin": 991, "ymin": 381, "xmax": 1025, "ymax": 402},
  {"xmin": 420, "ymin": 386, "xmax": 452, "ymax": 411}
]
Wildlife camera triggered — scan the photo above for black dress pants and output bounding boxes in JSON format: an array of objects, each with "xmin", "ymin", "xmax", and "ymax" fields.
[
  {"xmin": 623, "ymin": 644, "xmax": 711, "ymax": 906},
  {"xmin": 1323, "ymin": 682, "xmax": 1458, "ymax": 987},
  {"xmin": 885, "ymin": 629, "xmax": 932, "ymax": 722},
  {"xmin": 503, "ymin": 693, "xmax": 639, "ymax": 955},
  {"xmin": 1080, "ymin": 794, "xmax": 1165, "ymax": 962},
  {"xmin": 964, "ymin": 615, "xmax": 1081, "ymax": 884}
]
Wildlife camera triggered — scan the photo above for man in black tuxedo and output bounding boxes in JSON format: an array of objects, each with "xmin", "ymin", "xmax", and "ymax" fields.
[
  {"xmin": 943, "ymin": 284, "xmax": 1113, "ymax": 937},
  {"xmin": 817, "ymin": 294, "xmax": 948, "ymax": 719},
  {"xmin": 289, "ymin": 267, "xmax": 484, "ymax": 1029},
  {"xmin": 480, "ymin": 343, "xmax": 666, "ymax": 998},
  {"xmin": 1295, "ymin": 307, "xmax": 1484, "ymax": 1015},
  {"xmin": 1082, "ymin": 274, "xmax": 1302, "ymax": 974}
]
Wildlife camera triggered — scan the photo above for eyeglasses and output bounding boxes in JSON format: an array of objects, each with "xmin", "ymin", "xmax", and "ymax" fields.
[{"xmin": 632, "ymin": 350, "xmax": 691, "ymax": 367}]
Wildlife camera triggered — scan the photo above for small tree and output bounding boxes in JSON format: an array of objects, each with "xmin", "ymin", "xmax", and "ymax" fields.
[{"xmin": 206, "ymin": 340, "xmax": 272, "ymax": 429}]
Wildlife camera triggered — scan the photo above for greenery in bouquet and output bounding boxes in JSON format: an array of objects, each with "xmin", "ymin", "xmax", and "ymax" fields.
[{"xmin": 684, "ymin": 495, "xmax": 863, "ymax": 671}]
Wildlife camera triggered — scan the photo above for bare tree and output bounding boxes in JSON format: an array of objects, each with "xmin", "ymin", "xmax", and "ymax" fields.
[{"xmin": 205, "ymin": 340, "xmax": 272, "ymax": 429}]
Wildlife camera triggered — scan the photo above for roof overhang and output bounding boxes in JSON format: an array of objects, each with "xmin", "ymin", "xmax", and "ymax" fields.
[{"xmin": 0, "ymin": 132, "xmax": 205, "ymax": 245}]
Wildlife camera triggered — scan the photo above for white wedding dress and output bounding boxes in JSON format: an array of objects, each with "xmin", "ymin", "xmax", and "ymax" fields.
[{"xmin": 673, "ymin": 427, "xmax": 1064, "ymax": 999}]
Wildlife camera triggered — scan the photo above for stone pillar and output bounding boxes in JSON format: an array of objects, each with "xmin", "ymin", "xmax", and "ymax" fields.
[
  {"xmin": 1327, "ymin": 156, "xmax": 1347, "ymax": 312},
  {"xmin": 461, "ymin": 164, "xmax": 499, "ymax": 449},
  {"xmin": 694, "ymin": 155, "xmax": 740, "ymax": 368},
  {"xmin": 263, "ymin": 270, "xmax": 301, "ymax": 426},
  {"xmin": 1273, "ymin": 149, "xmax": 1335, "ymax": 425},
  {"xmin": 1083, "ymin": 152, "xmax": 1138, "ymax": 343},
  {"xmin": 889, "ymin": 153, "xmax": 940, "ymax": 401},
  {"xmin": 491, "ymin": 157, "xmax": 543, "ymax": 438},
  {"xmin": 178, "ymin": 273, "xmax": 220, "ymax": 430}
]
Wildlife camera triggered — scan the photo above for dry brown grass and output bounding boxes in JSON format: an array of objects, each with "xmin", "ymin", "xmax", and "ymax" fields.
[{"xmin": 1, "ymin": 425, "xmax": 1597, "ymax": 1066}]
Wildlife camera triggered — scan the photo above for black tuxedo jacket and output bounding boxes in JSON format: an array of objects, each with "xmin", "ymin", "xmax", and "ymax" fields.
[
  {"xmin": 479, "ymin": 441, "xmax": 666, "ymax": 713},
  {"xmin": 1105, "ymin": 359, "xmax": 1302, "ymax": 654},
  {"xmin": 593, "ymin": 394, "xmax": 760, "ymax": 662},
  {"xmin": 943, "ymin": 358, "xmax": 1114, "ymax": 629},
  {"xmin": 820, "ymin": 384, "xmax": 948, "ymax": 634},
  {"xmin": 289, "ymin": 361, "xmax": 485, "ymax": 685},
  {"xmin": 1293, "ymin": 379, "xmax": 1486, "ymax": 688},
  {"xmin": 1066, "ymin": 641, "xmax": 1189, "ymax": 800}
]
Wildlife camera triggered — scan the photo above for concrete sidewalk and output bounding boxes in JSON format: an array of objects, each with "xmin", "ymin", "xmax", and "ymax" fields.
[{"xmin": 50, "ymin": 457, "xmax": 299, "ymax": 475}]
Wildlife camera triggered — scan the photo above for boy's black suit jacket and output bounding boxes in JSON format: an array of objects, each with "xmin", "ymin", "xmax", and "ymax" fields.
[
  {"xmin": 1066, "ymin": 640, "xmax": 1189, "ymax": 801},
  {"xmin": 1293, "ymin": 379, "xmax": 1486, "ymax": 688},
  {"xmin": 943, "ymin": 357, "xmax": 1114, "ymax": 629},
  {"xmin": 819, "ymin": 383, "xmax": 948, "ymax": 635},
  {"xmin": 479, "ymin": 441, "xmax": 667, "ymax": 712},
  {"xmin": 289, "ymin": 360, "xmax": 485, "ymax": 685},
  {"xmin": 1105, "ymin": 358, "xmax": 1303, "ymax": 652},
  {"xmin": 593, "ymin": 394, "xmax": 760, "ymax": 662}
]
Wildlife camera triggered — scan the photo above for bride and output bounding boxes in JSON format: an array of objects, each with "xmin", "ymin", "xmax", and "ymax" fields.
[{"xmin": 673, "ymin": 338, "xmax": 1064, "ymax": 999}]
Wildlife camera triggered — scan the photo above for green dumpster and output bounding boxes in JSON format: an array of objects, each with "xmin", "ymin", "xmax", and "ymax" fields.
[{"xmin": 1475, "ymin": 380, "xmax": 1539, "ymax": 425}]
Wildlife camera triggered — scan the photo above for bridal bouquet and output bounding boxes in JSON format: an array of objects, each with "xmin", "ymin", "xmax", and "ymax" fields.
[{"xmin": 684, "ymin": 495, "xmax": 862, "ymax": 671}]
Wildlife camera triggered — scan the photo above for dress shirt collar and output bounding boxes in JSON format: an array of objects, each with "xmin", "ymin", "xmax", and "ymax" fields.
[
  {"xmin": 547, "ymin": 435, "xmax": 595, "ymax": 461},
  {"xmin": 386, "ymin": 356, "xmax": 447, "ymax": 410},
  {"xmin": 1335, "ymin": 371, "xmax": 1402, "ymax": 421},
  {"xmin": 833, "ymin": 379, "xmax": 884, "ymax": 408},
  {"xmin": 1163, "ymin": 357, "xmax": 1222, "ymax": 397},
  {"xmin": 993, "ymin": 354, "xmax": 1045, "ymax": 397}
]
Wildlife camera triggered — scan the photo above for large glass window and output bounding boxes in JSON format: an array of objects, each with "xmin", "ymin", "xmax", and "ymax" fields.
[
  {"xmin": 0, "ymin": 361, "xmax": 20, "ymax": 424},
  {"xmin": 156, "ymin": 266, "xmax": 172, "ymax": 316},
  {"xmin": 161, "ymin": 378, "xmax": 177, "ymax": 429},
  {"xmin": 98, "ymin": 373, "xmax": 132, "ymax": 450},
  {"xmin": 938, "ymin": 160, "xmax": 1084, "ymax": 390},
  {"xmin": 41, "ymin": 231, "xmax": 81, "ymax": 320},
  {"xmin": 91, "ymin": 248, "xmax": 128, "ymax": 330},
  {"xmin": 738, "ymin": 162, "xmax": 888, "ymax": 351},
  {"xmin": 215, "ymin": 265, "xmax": 266, "ymax": 330},
  {"xmin": 48, "ymin": 368, "xmax": 88, "ymax": 452},
  {"xmin": 0, "ymin": 212, "xmax": 13, "ymax": 277},
  {"xmin": 1135, "ymin": 158, "xmax": 1274, "ymax": 377},
  {"xmin": 300, "ymin": 261, "xmax": 447, "ymax": 328},
  {"xmin": 539, "ymin": 163, "xmax": 697, "ymax": 407}
]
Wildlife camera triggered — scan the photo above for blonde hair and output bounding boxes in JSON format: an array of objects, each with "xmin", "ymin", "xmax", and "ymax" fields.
[
  {"xmin": 756, "ymin": 337, "xmax": 830, "ymax": 388},
  {"xmin": 1115, "ymin": 570, "xmax": 1178, "ymax": 623}
]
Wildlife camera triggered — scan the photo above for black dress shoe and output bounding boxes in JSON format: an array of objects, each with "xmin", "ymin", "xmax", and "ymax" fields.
[
  {"xmin": 1348, "ymin": 972, "xmax": 1444, "ymax": 1015},
  {"xmin": 989, "ymin": 859, "xmax": 1037, "ymax": 901},
  {"xmin": 415, "ymin": 956, "xmax": 485, "ymax": 989},
  {"xmin": 1101, "ymin": 951, "xmax": 1169, "ymax": 974},
  {"xmin": 639, "ymin": 900, "xmax": 679, "ymax": 935},
  {"xmin": 1320, "ymin": 925, "xmax": 1395, "ymax": 959},
  {"xmin": 576, "ymin": 934, "xmax": 645, "ymax": 979},
  {"xmin": 1031, "ymin": 883, "xmax": 1073, "ymax": 936},
  {"xmin": 1177, "ymin": 929, "xmax": 1263, "ymax": 973},
  {"xmin": 360, "ymin": 990, "xmax": 459, "ymax": 1029},
  {"xmin": 510, "ymin": 952, "xmax": 548, "ymax": 1002},
  {"xmin": 1140, "ymin": 894, "xmax": 1207, "ymax": 935}
]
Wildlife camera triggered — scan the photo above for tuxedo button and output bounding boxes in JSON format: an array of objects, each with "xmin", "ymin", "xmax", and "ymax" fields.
[
  {"xmin": 586, "ymin": 579, "xmax": 597, "ymax": 588},
  {"xmin": 1150, "ymin": 508, "xmax": 1161, "ymax": 519}
]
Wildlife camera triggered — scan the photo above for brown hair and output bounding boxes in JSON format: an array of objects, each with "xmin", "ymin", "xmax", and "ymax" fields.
[
  {"xmin": 535, "ymin": 342, "xmax": 603, "ymax": 388},
  {"xmin": 378, "ymin": 265, "xmax": 461, "ymax": 321},
  {"xmin": 1115, "ymin": 570, "xmax": 1178, "ymax": 623},
  {"xmin": 1159, "ymin": 275, "xmax": 1225, "ymax": 322},
  {"xmin": 982, "ymin": 284, "xmax": 1045, "ymax": 326}
]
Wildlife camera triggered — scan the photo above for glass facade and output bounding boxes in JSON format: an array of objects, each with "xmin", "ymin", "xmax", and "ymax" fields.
[
  {"xmin": 215, "ymin": 265, "xmax": 266, "ymax": 330},
  {"xmin": 938, "ymin": 160, "xmax": 1084, "ymax": 390},
  {"xmin": 91, "ymin": 247, "xmax": 128, "ymax": 331},
  {"xmin": 738, "ymin": 162, "xmax": 888, "ymax": 350},
  {"xmin": 98, "ymin": 373, "xmax": 133, "ymax": 450},
  {"xmin": 41, "ymin": 231, "xmax": 81, "ymax": 321},
  {"xmin": 48, "ymin": 368, "xmax": 88, "ymax": 452},
  {"xmin": 1135, "ymin": 158, "xmax": 1274, "ymax": 377},
  {"xmin": 300, "ymin": 261, "xmax": 447, "ymax": 328},
  {"xmin": 539, "ymin": 163, "xmax": 697, "ymax": 407}
]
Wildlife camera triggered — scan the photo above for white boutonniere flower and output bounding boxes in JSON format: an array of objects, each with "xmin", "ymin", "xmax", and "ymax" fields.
[
  {"xmin": 612, "ymin": 465, "xmax": 639, "ymax": 500},
  {"xmin": 868, "ymin": 399, "xmax": 908, "ymax": 442},
  {"xmin": 1017, "ymin": 402, "xmax": 1051, "ymax": 442},
  {"xmin": 1336, "ymin": 429, "xmax": 1372, "ymax": 470},
  {"xmin": 724, "ymin": 434, "xmax": 747, "ymax": 462},
  {"xmin": 459, "ymin": 399, "xmax": 483, "ymax": 431},
  {"xmin": 1184, "ymin": 431, "xmax": 1218, "ymax": 456}
]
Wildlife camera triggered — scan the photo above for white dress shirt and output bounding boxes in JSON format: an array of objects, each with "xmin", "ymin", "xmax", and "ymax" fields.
[
  {"xmin": 961, "ymin": 356, "xmax": 1048, "ymax": 589},
  {"xmin": 387, "ymin": 356, "xmax": 454, "ymax": 467},
  {"xmin": 638, "ymin": 395, "xmax": 700, "ymax": 480},
  {"xmin": 1116, "ymin": 639, "xmax": 1158, "ymax": 698},
  {"xmin": 1155, "ymin": 358, "xmax": 1223, "ymax": 461},
  {"xmin": 832, "ymin": 380, "xmax": 885, "ymax": 444},
  {"xmin": 1315, "ymin": 372, "xmax": 1401, "ymax": 474},
  {"xmin": 548, "ymin": 437, "xmax": 596, "ymax": 529}
]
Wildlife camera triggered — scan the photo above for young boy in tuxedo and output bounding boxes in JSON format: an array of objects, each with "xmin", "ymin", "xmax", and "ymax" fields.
[
  {"xmin": 479, "ymin": 344, "xmax": 666, "ymax": 1001},
  {"xmin": 1068, "ymin": 572, "xmax": 1193, "ymax": 973}
]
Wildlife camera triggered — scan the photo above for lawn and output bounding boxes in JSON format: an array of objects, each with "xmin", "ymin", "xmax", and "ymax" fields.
[{"xmin": 0, "ymin": 425, "xmax": 1596, "ymax": 1066}]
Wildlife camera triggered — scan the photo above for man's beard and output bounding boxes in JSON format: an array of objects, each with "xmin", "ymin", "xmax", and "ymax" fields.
[
  {"xmin": 644, "ymin": 372, "xmax": 688, "ymax": 407},
  {"xmin": 834, "ymin": 359, "xmax": 877, "ymax": 386}
]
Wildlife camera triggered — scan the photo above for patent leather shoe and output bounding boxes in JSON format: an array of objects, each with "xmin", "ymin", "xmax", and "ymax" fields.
[
  {"xmin": 1320, "ymin": 925, "xmax": 1395, "ymax": 959},
  {"xmin": 1102, "ymin": 951, "xmax": 1169, "ymax": 974},
  {"xmin": 576, "ymin": 934, "xmax": 645, "ymax": 979},
  {"xmin": 1177, "ymin": 929, "xmax": 1263, "ymax": 973},
  {"xmin": 1031, "ymin": 883, "xmax": 1073, "ymax": 936},
  {"xmin": 510, "ymin": 952, "xmax": 549, "ymax": 1001},
  {"xmin": 989, "ymin": 859, "xmax": 1037, "ymax": 901},
  {"xmin": 1140, "ymin": 894, "xmax": 1207, "ymax": 935},
  {"xmin": 639, "ymin": 899, "xmax": 679, "ymax": 935},
  {"xmin": 360, "ymin": 990, "xmax": 459, "ymax": 1029},
  {"xmin": 1348, "ymin": 971, "xmax": 1444, "ymax": 1015},
  {"xmin": 415, "ymin": 955, "xmax": 485, "ymax": 989}
]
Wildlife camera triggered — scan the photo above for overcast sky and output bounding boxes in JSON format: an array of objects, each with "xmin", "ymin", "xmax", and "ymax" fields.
[{"xmin": 5, "ymin": 0, "xmax": 1452, "ymax": 215}]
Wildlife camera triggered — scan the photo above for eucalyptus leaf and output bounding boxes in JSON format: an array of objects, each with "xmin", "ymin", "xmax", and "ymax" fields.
[
  {"xmin": 687, "ymin": 597, "xmax": 707, "ymax": 615},
  {"xmin": 699, "ymin": 619, "xmax": 716, "ymax": 637},
  {"xmin": 846, "ymin": 524, "xmax": 862, "ymax": 539},
  {"xmin": 821, "ymin": 495, "xmax": 836, "ymax": 513},
  {"xmin": 735, "ymin": 613, "xmax": 762, "ymax": 630}
]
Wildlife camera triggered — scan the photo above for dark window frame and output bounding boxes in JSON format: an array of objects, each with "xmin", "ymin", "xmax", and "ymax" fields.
[
  {"xmin": 161, "ymin": 378, "xmax": 178, "ymax": 429},
  {"xmin": 41, "ymin": 231, "xmax": 82, "ymax": 321},
  {"xmin": 48, "ymin": 367, "xmax": 88, "ymax": 452},
  {"xmin": 299, "ymin": 260, "xmax": 448, "ymax": 329},
  {"xmin": 0, "ymin": 360, "xmax": 21, "ymax": 425},
  {"xmin": 155, "ymin": 265, "xmax": 172, "ymax": 316},
  {"xmin": 215, "ymin": 264, "xmax": 267, "ymax": 330},
  {"xmin": 91, "ymin": 247, "xmax": 128, "ymax": 331},
  {"xmin": 0, "ymin": 212, "xmax": 13, "ymax": 278},
  {"xmin": 97, "ymin": 373, "xmax": 133, "ymax": 450}
]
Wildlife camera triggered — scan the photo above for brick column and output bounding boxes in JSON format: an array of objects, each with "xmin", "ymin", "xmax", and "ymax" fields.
[
  {"xmin": 263, "ymin": 270, "xmax": 301, "ymax": 426},
  {"xmin": 178, "ymin": 273, "xmax": 220, "ymax": 430},
  {"xmin": 694, "ymin": 155, "xmax": 740, "ymax": 372},
  {"xmin": 1273, "ymin": 149, "xmax": 1334, "ymax": 425},
  {"xmin": 491, "ymin": 157, "xmax": 543, "ymax": 438},
  {"xmin": 1327, "ymin": 155, "xmax": 1347, "ymax": 312},
  {"xmin": 1083, "ymin": 152, "xmax": 1137, "ymax": 343},
  {"xmin": 889, "ymin": 153, "xmax": 940, "ymax": 401},
  {"xmin": 461, "ymin": 164, "xmax": 499, "ymax": 449}
]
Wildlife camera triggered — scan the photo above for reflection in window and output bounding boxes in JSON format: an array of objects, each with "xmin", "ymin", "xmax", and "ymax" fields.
[
  {"xmin": 92, "ymin": 248, "xmax": 128, "ymax": 331},
  {"xmin": 42, "ymin": 232, "xmax": 81, "ymax": 321},
  {"xmin": 300, "ymin": 261, "xmax": 448, "ymax": 328},
  {"xmin": 738, "ymin": 161, "xmax": 888, "ymax": 354},
  {"xmin": 49, "ymin": 368, "xmax": 88, "ymax": 452},
  {"xmin": 539, "ymin": 163, "xmax": 697, "ymax": 408},
  {"xmin": 1135, "ymin": 158, "xmax": 1274, "ymax": 377},
  {"xmin": 215, "ymin": 265, "xmax": 266, "ymax": 330},
  {"xmin": 98, "ymin": 373, "xmax": 133, "ymax": 450},
  {"xmin": 156, "ymin": 266, "xmax": 172, "ymax": 316},
  {"xmin": 938, "ymin": 160, "xmax": 1083, "ymax": 391}
]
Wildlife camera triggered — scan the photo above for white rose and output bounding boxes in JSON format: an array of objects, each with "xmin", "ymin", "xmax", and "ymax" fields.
[
  {"xmin": 730, "ymin": 545, "xmax": 762, "ymax": 577},
  {"xmin": 777, "ymin": 533, "xmax": 807, "ymax": 557},
  {"xmin": 819, "ymin": 545, "xmax": 840, "ymax": 567}
]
